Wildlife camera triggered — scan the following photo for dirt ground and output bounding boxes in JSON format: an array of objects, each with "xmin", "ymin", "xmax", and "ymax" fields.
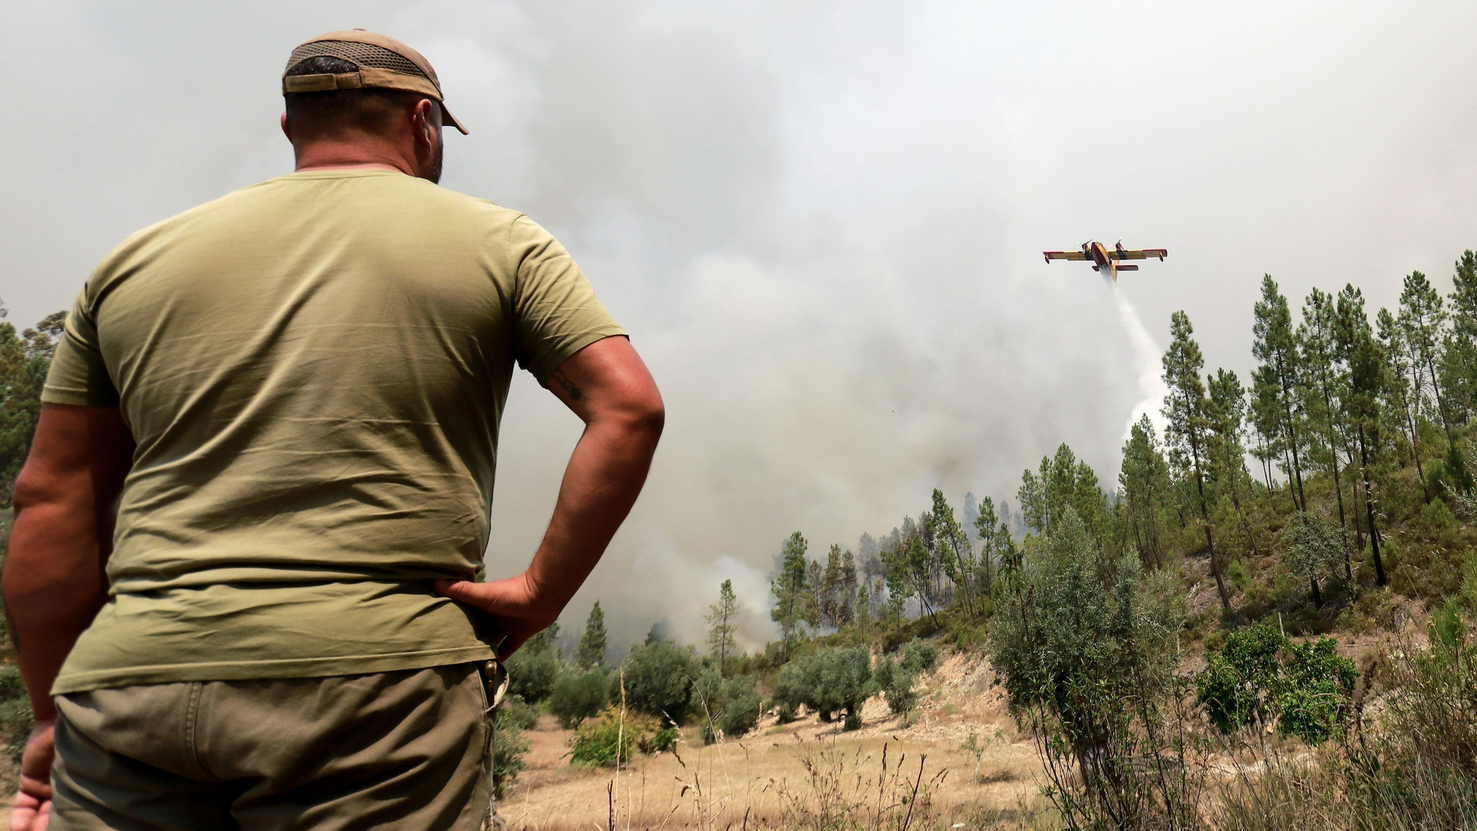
[{"xmin": 498, "ymin": 652, "xmax": 1045, "ymax": 830}]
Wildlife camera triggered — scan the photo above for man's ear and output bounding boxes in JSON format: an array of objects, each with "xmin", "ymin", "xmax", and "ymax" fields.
[
  {"xmin": 280, "ymin": 112, "xmax": 292, "ymax": 142},
  {"xmin": 413, "ymin": 98, "xmax": 438, "ymax": 146}
]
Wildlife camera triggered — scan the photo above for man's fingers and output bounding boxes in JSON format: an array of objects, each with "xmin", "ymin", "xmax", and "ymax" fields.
[
  {"xmin": 11, "ymin": 791, "xmax": 49, "ymax": 831},
  {"xmin": 432, "ymin": 580, "xmax": 484, "ymax": 605}
]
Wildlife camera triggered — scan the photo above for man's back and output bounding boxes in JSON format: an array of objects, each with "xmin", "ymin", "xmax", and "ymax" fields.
[
  {"xmin": 45, "ymin": 170, "xmax": 624, "ymax": 693},
  {"xmin": 7, "ymin": 30, "xmax": 661, "ymax": 830}
]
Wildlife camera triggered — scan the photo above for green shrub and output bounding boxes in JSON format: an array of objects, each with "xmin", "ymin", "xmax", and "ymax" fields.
[
  {"xmin": 898, "ymin": 638, "xmax": 939, "ymax": 676},
  {"xmin": 619, "ymin": 639, "xmax": 698, "ymax": 725},
  {"xmin": 715, "ymin": 674, "xmax": 764, "ymax": 739},
  {"xmin": 1424, "ymin": 497, "xmax": 1458, "ymax": 529},
  {"xmin": 1198, "ymin": 624, "xmax": 1285, "ymax": 733},
  {"xmin": 492, "ymin": 705, "xmax": 530, "ymax": 798},
  {"xmin": 568, "ymin": 707, "xmax": 654, "ymax": 768},
  {"xmin": 988, "ymin": 509, "xmax": 1188, "ymax": 827},
  {"xmin": 873, "ymin": 656, "xmax": 917, "ymax": 716},
  {"xmin": 506, "ymin": 647, "xmax": 563, "ymax": 705},
  {"xmin": 0, "ymin": 663, "xmax": 31, "ymax": 765},
  {"xmin": 1220, "ymin": 607, "xmax": 1477, "ymax": 828},
  {"xmin": 502, "ymin": 694, "xmax": 541, "ymax": 731},
  {"xmin": 770, "ymin": 669, "xmax": 801, "ymax": 723},
  {"xmin": 768, "ymin": 646, "xmax": 875, "ymax": 730},
  {"xmin": 1196, "ymin": 623, "xmax": 1356, "ymax": 744},
  {"xmin": 693, "ymin": 664, "xmax": 764, "ymax": 742},
  {"xmin": 548, "ymin": 668, "xmax": 608, "ymax": 729},
  {"xmin": 1457, "ymin": 490, "xmax": 1477, "ymax": 525},
  {"xmin": 1283, "ymin": 511, "xmax": 1347, "ymax": 601},
  {"xmin": 647, "ymin": 724, "xmax": 679, "ymax": 753},
  {"xmin": 1227, "ymin": 558, "xmax": 1248, "ymax": 592},
  {"xmin": 1384, "ymin": 605, "xmax": 1477, "ymax": 776}
]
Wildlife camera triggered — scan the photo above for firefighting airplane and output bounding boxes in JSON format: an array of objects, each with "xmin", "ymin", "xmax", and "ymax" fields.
[{"xmin": 1043, "ymin": 240, "xmax": 1168, "ymax": 282}]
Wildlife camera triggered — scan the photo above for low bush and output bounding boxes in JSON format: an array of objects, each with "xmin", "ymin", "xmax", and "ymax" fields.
[
  {"xmin": 620, "ymin": 639, "xmax": 698, "ymax": 725},
  {"xmin": 768, "ymin": 646, "xmax": 875, "ymax": 730},
  {"xmin": 501, "ymin": 694, "xmax": 541, "ymax": 731},
  {"xmin": 645, "ymin": 724, "xmax": 679, "ymax": 754},
  {"xmin": 692, "ymin": 668, "xmax": 765, "ymax": 742},
  {"xmin": 492, "ymin": 705, "xmax": 530, "ymax": 798},
  {"xmin": 568, "ymin": 707, "xmax": 660, "ymax": 768},
  {"xmin": 505, "ymin": 647, "xmax": 563, "ymax": 705},
  {"xmin": 1216, "ymin": 605, "xmax": 1477, "ymax": 830},
  {"xmin": 1197, "ymin": 623, "xmax": 1356, "ymax": 744},
  {"xmin": 1379, "ymin": 600, "xmax": 1477, "ymax": 775},
  {"xmin": 898, "ymin": 638, "xmax": 939, "ymax": 675},
  {"xmin": 548, "ymin": 668, "xmax": 608, "ymax": 729},
  {"xmin": 716, "ymin": 676, "xmax": 764, "ymax": 738},
  {"xmin": 0, "ymin": 664, "xmax": 30, "ymax": 764},
  {"xmin": 872, "ymin": 656, "xmax": 917, "ymax": 716}
]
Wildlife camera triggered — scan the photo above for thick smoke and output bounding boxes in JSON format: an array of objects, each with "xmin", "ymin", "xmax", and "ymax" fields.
[{"xmin": 4, "ymin": 0, "xmax": 1477, "ymax": 650}]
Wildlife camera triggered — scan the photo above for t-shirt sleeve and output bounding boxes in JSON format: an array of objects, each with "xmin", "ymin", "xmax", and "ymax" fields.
[
  {"xmin": 507, "ymin": 215, "xmax": 627, "ymax": 383},
  {"xmin": 41, "ymin": 285, "xmax": 120, "ymax": 407}
]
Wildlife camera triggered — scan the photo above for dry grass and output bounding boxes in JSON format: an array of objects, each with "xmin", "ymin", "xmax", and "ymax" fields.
[{"xmin": 497, "ymin": 653, "xmax": 1043, "ymax": 830}]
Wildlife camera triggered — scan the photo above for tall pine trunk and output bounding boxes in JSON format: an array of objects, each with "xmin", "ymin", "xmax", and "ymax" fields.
[
  {"xmin": 1192, "ymin": 441, "xmax": 1230, "ymax": 610},
  {"xmin": 1357, "ymin": 426, "xmax": 1386, "ymax": 586}
]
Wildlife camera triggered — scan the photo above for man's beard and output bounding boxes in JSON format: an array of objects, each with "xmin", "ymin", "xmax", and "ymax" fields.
[{"xmin": 426, "ymin": 140, "xmax": 443, "ymax": 184}]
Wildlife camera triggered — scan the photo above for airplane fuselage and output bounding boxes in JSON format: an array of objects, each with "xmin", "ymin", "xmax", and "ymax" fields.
[{"xmin": 1084, "ymin": 241, "xmax": 1119, "ymax": 281}]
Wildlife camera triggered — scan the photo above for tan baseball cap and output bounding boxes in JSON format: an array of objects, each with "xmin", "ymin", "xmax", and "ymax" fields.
[{"xmin": 282, "ymin": 29, "xmax": 469, "ymax": 135}]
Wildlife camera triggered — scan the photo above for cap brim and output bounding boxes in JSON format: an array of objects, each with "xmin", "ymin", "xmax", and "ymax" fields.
[{"xmin": 441, "ymin": 102, "xmax": 469, "ymax": 135}]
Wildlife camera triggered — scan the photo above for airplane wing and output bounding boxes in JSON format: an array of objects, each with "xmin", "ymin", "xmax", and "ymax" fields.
[
  {"xmin": 1043, "ymin": 251, "xmax": 1089, "ymax": 263},
  {"xmin": 1110, "ymin": 248, "xmax": 1168, "ymax": 261}
]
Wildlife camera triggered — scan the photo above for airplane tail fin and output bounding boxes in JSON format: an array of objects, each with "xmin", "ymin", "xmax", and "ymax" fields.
[{"xmin": 1117, "ymin": 264, "xmax": 1139, "ymax": 271}]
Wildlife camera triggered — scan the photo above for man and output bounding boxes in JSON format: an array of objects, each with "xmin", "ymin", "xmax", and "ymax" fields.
[{"xmin": 5, "ymin": 29, "xmax": 663, "ymax": 830}]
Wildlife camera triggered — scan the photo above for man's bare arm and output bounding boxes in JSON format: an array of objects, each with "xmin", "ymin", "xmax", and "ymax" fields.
[
  {"xmin": 4, "ymin": 403, "xmax": 134, "ymax": 828},
  {"xmin": 435, "ymin": 336, "xmax": 663, "ymax": 655}
]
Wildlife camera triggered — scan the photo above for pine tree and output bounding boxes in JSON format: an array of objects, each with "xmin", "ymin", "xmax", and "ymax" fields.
[
  {"xmin": 838, "ymin": 549, "xmax": 858, "ymax": 626},
  {"xmin": 1017, "ymin": 467, "xmax": 1048, "ymax": 534},
  {"xmin": 805, "ymin": 558, "xmax": 825, "ymax": 627},
  {"xmin": 1399, "ymin": 271, "xmax": 1452, "ymax": 445},
  {"xmin": 928, "ymin": 489, "xmax": 976, "ymax": 615},
  {"xmin": 963, "ymin": 492, "xmax": 981, "ymax": 542},
  {"xmin": 972, "ymin": 495, "xmax": 1008, "ymax": 594},
  {"xmin": 770, "ymin": 532, "xmax": 810, "ymax": 659},
  {"xmin": 1206, "ymin": 368, "xmax": 1262, "ymax": 559},
  {"xmin": 576, "ymin": 601, "xmax": 607, "ymax": 670},
  {"xmin": 1442, "ymin": 251, "xmax": 1477, "ymax": 423},
  {"xmin": 1252, "ymin": 275, "xmax": 1308, "ymax": 510},
  {"xmin": 1378, "ymin": 307, "xmax": 1427, "ymax": 487},
  {"xmin": 1346, "ymin": 307, "xmax": 1390, "ymax": 585},
  {"xmin": 1248, "ymin": 364, "xmax": 1284, "ymax": 491},
  {"xmin": 706, "ymin": 579, "xmax": 740, "ymax": 676},
  {"xmin": 884, "ymin": 530, "xmax": 939, "ymax": 626},
  {"xmin": 1334, "ymin": 285, "xmax": 1371, "ymax": 556},
  {"xmin": 1299, "ymin": 288, "xmax": 1354, "ymax": 536},
  {"xmin": 1017, "ymin": 444, "xmax": 1108, "ymax": 545},
  {"xmin": 855, "ymin": 582, "xmax": 872, "ymax": 630},
  {"xmin": 819, "ymin": 545, "xmax": 845, "ymax": 628},
  {"xmin": 521, "ymin": 621, "xmax": 560, "ymax": 658},
  {"xmin": 1119, "ymin": 415, "xmax": 1173, "ymax": 569},
  {"xmin": 1163, "ymin": 310, "xmax": 1230, "ymax": 609}
]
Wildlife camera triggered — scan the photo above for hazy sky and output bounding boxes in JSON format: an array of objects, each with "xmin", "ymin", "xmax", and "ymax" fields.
[{"xmin": 4, "ymin": 1, "xmax": 1476, "ymax": 649}]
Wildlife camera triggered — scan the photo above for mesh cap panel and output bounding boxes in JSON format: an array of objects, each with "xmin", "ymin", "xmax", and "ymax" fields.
[{"xmin": 286, "ymin": 41, "xmax": 427, "ymax": 79}]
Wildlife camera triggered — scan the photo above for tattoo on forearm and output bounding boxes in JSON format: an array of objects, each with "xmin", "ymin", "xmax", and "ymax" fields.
[{"xmin": 550, "ymin": 369, "xmax": 582, "ymax": 401}]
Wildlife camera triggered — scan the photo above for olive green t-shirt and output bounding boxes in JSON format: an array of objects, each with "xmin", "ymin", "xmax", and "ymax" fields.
[{"xmin": 42, "ymin": 170, "xmax": 625, "ymax": 694}]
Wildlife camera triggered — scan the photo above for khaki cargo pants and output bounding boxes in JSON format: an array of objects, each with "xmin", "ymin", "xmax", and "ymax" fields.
[{"xmin": 50, "ymin": 662, "xmax": 503, "ymax": 831}]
